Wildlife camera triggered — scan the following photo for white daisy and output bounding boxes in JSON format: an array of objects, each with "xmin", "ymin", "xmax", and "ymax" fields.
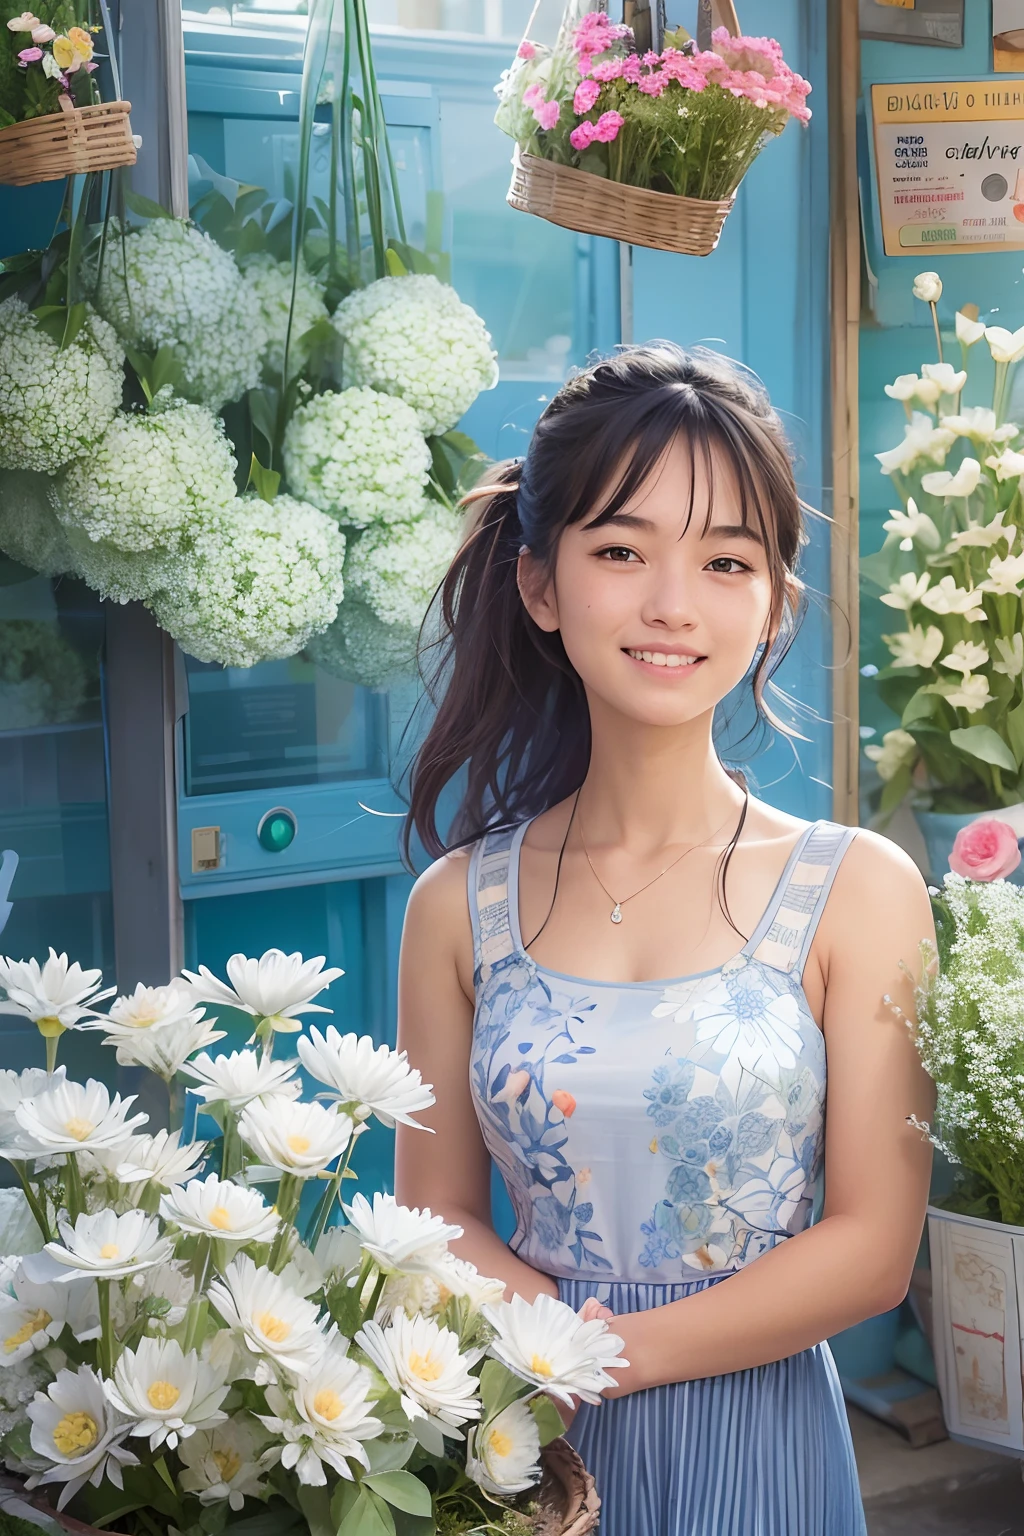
[
  {"xmin": 342, "ymin": 1191, "xmax": 462, "ymax": 1276},
  {"xmin": 238, "ymin": 1096, "xmax": 356, "ymax": 1178},
  {"xmin": 26, "ymin": 1363, "xmax": 138, "ymax": 1509},
  {"xmin": 160, "ymin": 1174, "xmax": 279, "ymax": 1247},
  {"xmin": 181, "ymin": 949, "xmax": 343, "ymax": 1040},
  {"xmin": 0, "ymin": 1270, "xmax": 99, "ymax": 1363},
  {"xmin": 115, "ymin": 1128, "xmax": 209, "ymax": 1193},
  {"xmin": 0, "ymin": 1066, "xmax": 66, "ymax": 1157},
  {"xmin": 0, "ymin": 951, "xmax": 115, "ymax": 1040},
  {"xmin": 258, "ymin": 1342, "xmax": 383, "ymax": 1486},
  {"xmin": 101, "ymin": 1011, "xmax": 226, "ymax": 1082},
  {"xmin": 103, "ymin": 1335, "xmax": 229, "ymax": 1451},
  {"xmin": 355, "ymin": 1309, "xmax": 481, "ymax": 1448},
  {"xmin": 466, "ymin": 1399, "xmax": 541, "ymax": 1495},
  {"xmin": 180, "ymin": 1048, "xmax": 301, "ymax": 1110},
  {"xmin": 432, "ymin": 1254, "xmax": 507, "ymax": 1314},
  {"xmin": 297, "ymin": 1027, "xmax": 436, "ymax": 1129},
  {"xmin": 207, "ymin": 1253, "xmax": 326, "ymax": 1376},
  {"xmin": 312, "ymin": 1224, "xmax": 364, "ymax": 1289},
  {"xmin": 96, "ymin": 981, "xmax": 198, "ymax": 1036},
  {"xmin": 178, "ymin": 1414, "xmax": 273, "ymax": 1509},
  {"xmin": 14, "ymin": 1078, "xmax": 147, "ymax": 1158},
  {"xmin": 482, "ymin": 1292, "xmax": 628, "ymax": 1407},
  {"xmin": 44, "ymin": 1208, "xmax": 173, "ymax": 1281}
]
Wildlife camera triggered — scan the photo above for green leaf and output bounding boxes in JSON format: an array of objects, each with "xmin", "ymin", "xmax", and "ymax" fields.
[
  {"xmin": 390, "ymin": 1515, "xmax": 433, "ymax": 1536},
  {"xmin": 949, "ymin": 725, "xmax": 1017, "ymax": 772},
  {"xmin": 246, "ymin": 453, "xmax": 281, "ymax": 503},
  {"xmin": 298, "ymin": 1482, "xmax": 334, "ymax": 1536},
  {"xmin": 30, "ymin": 304, "xmax": 69, "ymax": 345},
  {"xmin": 330, "ymin": 1480, "xmax": 361, "ymax": 1533},
  {"xmin": 901, "ymin": 687, "xmax": 940, "ymax": 728},
  {"xmin": 528, "ymin": 1391, "xmax": 567, "ymax": 1447},
  {"xmin": 336, "ymin": 1487, "xmax": 397, "ymax": 1536},
  {"xmin": 1007, "ymin": 699, "xmax": 1024, "ymax": 767},
  {"xmin": 59, "ymin": 300, "xmax": 87, "ymax": 352},
  {"xmin": 125, "ymin": 189, "xmax": 173, "ymax": 221},
  {"xmin": 879, "ymin": 762, "xmax": 913, "ymax": 818},
  {"xmin": 384, "ymin": 246, "xmax": 409, "ymax": 277},
  {"xmin": 478, "ymin": 1358, "xmax": 527, "ymax": 1420},
  {"xmin": 362, "ymin": 1472, "xmax": 431, "ymax": 1517},
  {"xmin": 325, "ymin": 1275, "xmax": 364, "ymax": 1336}
]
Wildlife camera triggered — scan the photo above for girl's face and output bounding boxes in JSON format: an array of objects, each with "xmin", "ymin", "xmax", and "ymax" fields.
[{"xmin": 519, "ymin": 435, "xmax": 778, "ymax": 730}]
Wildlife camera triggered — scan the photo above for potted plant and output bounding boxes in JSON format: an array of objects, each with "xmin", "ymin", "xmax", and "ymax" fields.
[
  {"xmin": 863, "ymin": 271, "xmax": 1024, "ymax": 878},
  {"xmin": 494, "ymin": 4, "xmax": 811, "ymax": 256}
]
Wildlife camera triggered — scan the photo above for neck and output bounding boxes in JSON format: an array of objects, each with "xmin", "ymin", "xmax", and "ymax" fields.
[{"xmin": 576, "ymin": 701, "xmax": 744, "ymax": 855}]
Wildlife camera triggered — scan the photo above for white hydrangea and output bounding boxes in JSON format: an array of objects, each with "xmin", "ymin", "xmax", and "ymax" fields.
[
  {"xmin": 53, "ymin": 403, "xmax": 238, "ymax": 553},
  {"xmin": 307, "ymin": 599, "xmax": 418, "ymax": 692},
  {"xmin": 334, "ymin": 274, "xmax": 498, "ymax": 436},
  {"xmin": 149, "ymin": 494, "xmax": 346, "ymax": 668},
  {"xmin": 283, "ymin": 386, "xmax": 430, "ymax": 528},
  {"xmin": 241, "ymin": 255, "xmax": 329, "ymax": 378},
  {"xmin": 64, "ymin": 527, "xmax": 172, "ymax": 606},
  {"xmin": 94, "ymin": 219, "xmax": 264, "ymax": 410},
  {"xmin": 344, "ymin": 507, "xmax": 462, "ymax": 630},
  {"xmin": 0, "ymin": 298, "xmax": 123, "ymax": 475},
  {"xmin": 0, "ymin": 471, "xmax": 76, "ymax": 577}
]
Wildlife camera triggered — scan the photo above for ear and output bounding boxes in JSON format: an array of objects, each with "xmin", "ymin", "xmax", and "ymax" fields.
[{"xmin": 517, "ymin": 549, "xmax": 560, "ymax": 633}]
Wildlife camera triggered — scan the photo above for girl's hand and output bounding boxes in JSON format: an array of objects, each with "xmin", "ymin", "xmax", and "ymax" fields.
[{"xmin": 549, "ymin": 1297, "xmax": 617, "ymax": 1431}]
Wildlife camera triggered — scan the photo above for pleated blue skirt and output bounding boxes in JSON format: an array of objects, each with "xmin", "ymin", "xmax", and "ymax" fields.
[{"xmin": 557, "ymin": 1275, "xmax": 867, "ymax": 1536}]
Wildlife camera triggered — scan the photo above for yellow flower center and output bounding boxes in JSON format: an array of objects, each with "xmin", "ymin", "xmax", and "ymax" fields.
[
  {"xmin": 286, "ymin": 1135, "xmax": 311, "ymax": 1155},
  {"xmin": 124, "ymin": 1013, "xmax": 159, "ymax": 1029},
  {"xmin": 64, "ymin": 1117, "xmax": 94, "ymax": 1141},
  {"xmin": 36, "ymin": 1016, "xmax": 65, "ymax": 1039},
  {"xmin": 99, "ymin": 1243, "xmax": 120, "ymax": 1261},
  {"xmin": 213, "ymin": 1448, "xmax": 241, "ymax": 1482},
  {"xmin": 487, "ymin": 1427, "xmax": 514, "ymax": 1458},
  {"xmin": 5, "ymin": 1309, "xmax": 51, "ymax": 1352},
  {"xmin": 207, "ymin": 1205, "xmax": 233, "ymax": 1231},
  {"xmin": 52, "ymin": 1410, "xmax": 98, "ymax": 1456},
  {"xmin": 529, "ymin": 1353, "xmax": 553, "ymax": 1378},
  {"xmin": 146, "ymin": 1380, "xmax": 180, "ymax": 1411},
  {"xmin": 256, "ymin": 1312, "xmax": 291, "ymax": 1343},
  {"xmin": 312, "ymin": 1388, "xmax": 345, "ymax": 1421},
  {"xmin": 407, "ymin": 1351, "xmax": 443, "ymax": 1382}
]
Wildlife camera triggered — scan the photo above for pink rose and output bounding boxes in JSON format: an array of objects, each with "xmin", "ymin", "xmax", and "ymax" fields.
[
  {"xmin": 593, "ymin": 109, "xmax": 624, "ymax": 143},
  {"xmin": 574, "ymin": 78, "xmax": 600, "ymax": 114},
  {"xmin": 517, "ymin": 39, "xmax": 536, "ymax": 58},
  {"xmin": 949, "ymin": 817, "xmax": 1022, "ymax": 881}
]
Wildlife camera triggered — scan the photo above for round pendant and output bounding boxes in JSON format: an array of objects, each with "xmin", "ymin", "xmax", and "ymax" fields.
[{"xmin": 610, "ymin": 904, "xmax": 623, "ymax": 924}]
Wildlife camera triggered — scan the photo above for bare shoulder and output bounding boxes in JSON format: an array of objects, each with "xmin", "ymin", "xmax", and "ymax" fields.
[
  {"xmin": 402, "ymin": 846, "xmax": 476, "ymax": 995},
  {"xmin": 822, "ymin": 827, "xmax": 934, "ymax": 949}
]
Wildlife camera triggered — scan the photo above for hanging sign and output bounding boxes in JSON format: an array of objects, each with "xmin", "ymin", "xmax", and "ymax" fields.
[{"xmin": 871, "ymin": 80, "xmax": 1024, "ymax": 255}]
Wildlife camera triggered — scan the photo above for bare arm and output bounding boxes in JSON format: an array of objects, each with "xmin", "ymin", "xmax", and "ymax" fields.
[
  {"xmin": 393, "ymin": 852, "xmax": 559, "ymax": 1305},
  {"xmin": 602, "ymin": 831, "xmax": 937, "ymax": 1394}
]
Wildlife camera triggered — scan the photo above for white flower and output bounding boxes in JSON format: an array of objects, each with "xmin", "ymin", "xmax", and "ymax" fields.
[
  {"xmin": 864, "ymin": 728, "xmax": 917, "ymax": 782},
  {"xmin": 0, "ymin": 1067, "xmax": 66, "ymax": 1158},
  {"xmin": 920, "ymin": 457, "xmax": 982, "ymax": 499},
  {"xmin": 160, "ymin": 1175, "xmax": 279, "ymax": 1246},
  {"xmin": 241, "ymin": 254, "xmax": 329, "ymax": 379},
  {"xmin": 343, "ymin": 1191, "xmax": 462, "ymax": 1275},
  {"xmin": 0, "ymin": 468, "xmax": 75, "ymax": 578},
  {"xmin": 26, "ymin": 1363, "xmax": 138, "ymax": 1509},
  {"xmin": 344, "ymin": 510, "xmax": 463, "ymax": 630},
  {"xmin": 178, "ymin": 1415, "xmax": 272, "ymax": 1508},
  {"xmin": 311, "ymin": 1225, "xmax": 364, "ymax": 1289},
  {"xmin": 883, "ymin": 623, "xmax": 944, "ymax": 670},
  {"xmin": 955, "ymin": 310, "xmax": 986, "ymax": 347},
  {"xmin": 334, "ymin": 274, "xmax": 498, "ymax": 436},
  {"xmin": 880, "ymin": 571, "xmax": 930, "ymax": 612},
  {"xmin": 149, "ymin": 494, "xmax": 346, "ymax": 669},
  {"xmin": 986, "ymin": 324, "xmax": 1024, "ymax": 364},
  {"xmin": 0, "ymin": 1270, "xmax": 98, "ymax": 1364},
  {"xmin": 983, "ymin": 552, "xmax": 1024, "ymax": 596},
  {"xmin": 482, "ymin": 1292, "xmax": 628, "ymax": 1407},
  {"xmin": 466, "ymin": 1399, "xmax": 541, "ymax": 1495},
  {"xmin": 102, "ymin": 1011, "xmax": 225, "ymax": 1082},
  {"xmin": 183, "ymin": 949, "xmax": 343, "ymax": 1036},
  {"xmin": 64, "ymin": 526, "xmax": 173, "ymax": 607},
  {"xmin": 913, "ymin": 271, "xmax": 942, "ymax": 302},
  {"xmin": 104, "ymin": 1335, "xmax": 229, "ymax": 1452},
  {"xmin": 283, "ymin": 386, "xmax": 430, "ymax": 529},
  {"xmin": 14, "ymin": 1078, "xmax": 146, "ymax": 1158},
  {"xmin": 432, "ymin": 1254, "xmax": 506, "ymax": 1314},
  {"xmin": 207, "ymin": 1254, "xmax": 326, "ymax": 1376},
  {"xmin": 115, "ymin": 1129, "xmax": 208, "ymax": 1194},
  {"xmin": 238, "ymin": 1096, "xmax": 356, "ymax": 1178},
  {"xmin": 946, "ymin": 510, "xmax": 1016, "ymax": 551},
  {"xmin": 882, "ymin": 497, "xmax": 939, "ymax": 552},
  {"xmin": 258, "ymin": 1343, "xmax": 383, "ymax": 1486},
  {"xmin": 0, "ymin": 299, "xmax": 123, "ymax": 476},
  {"xmin": 307, "ymin": 599, "xmax": 418, "ymax": 692},
  {"xmin": 0, "ymin": 950, "xmax": 114, "ymax": 1040},
  {"xmin": 94, "ymin": 219, "xmax": 263, "ymax": 409},
  {"xmin": 941, "ymin": 640, "xmax": 990, "ymax": 677},
  {"xmin": 940, "ymin": 406, "xmax": 1017, "ymax": 443},
  {"xmin": 180, "ymin": 1048, "xmax": 301, "ymax": 1110},
  {"xmin": 920, "ymin": 575, "xmax": 986, "ymax": 621},
  {"xmin": 297, "ymin": 1027, "xmax": 436, "ymax": 1129},
  {"xmin": 944, "ymin": 674, "xmax": 995, "ymax": 713},
  {"xmin": 985, "ymin": 448, "xmax": 1024, "ymax": 482},
  {"xmin": 54, "ymin": 404, "xmax": 237, "ymax": 554},
  {"xmin": 884, "ymin": 372, "xmax": 935, "ymax": 405},
  {"xmin": 993, "ymin": 634, "xmax": 1024, "ymax": 679},
  {"xmin": 921, "ymin": 362, "xmax": 967, "ymax": 397},
  {"xmin": 355, "ymin": 1309, "xmax": 481, "ymax": 1444},
  {"xmin": 44, "ymin": 1209, "xmax": 173, "ymax": 1281},
  {"xmin": 109, "ymin": 1262, "xmax": 194, "ymax": 1335},
  {"xmin": 876, "ymin": 413, "xmax": 956, "ymax": 475},
  {"xmin": 99, "ymin": 981, "xmax": 197, "ymax": 1036}
]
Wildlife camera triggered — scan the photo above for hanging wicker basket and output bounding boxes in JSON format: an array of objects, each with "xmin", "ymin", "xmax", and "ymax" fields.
[
  {"xmin": 0, "ymin": 97, "xmax": 136, "ymax": 188},
  {"xmin": 507, "ymin": 145, "xmax": 735, "ymax": 257}
]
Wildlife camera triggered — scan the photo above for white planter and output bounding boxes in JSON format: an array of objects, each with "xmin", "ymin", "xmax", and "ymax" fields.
[{"xmin": 928, "ymin": 1203, "xmax": 1024, "ymax": 1457}]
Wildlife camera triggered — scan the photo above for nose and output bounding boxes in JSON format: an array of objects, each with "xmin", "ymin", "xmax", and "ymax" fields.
[{"xmin": 639, "ymin": 556, "xmax": 699, "ymax": 631}]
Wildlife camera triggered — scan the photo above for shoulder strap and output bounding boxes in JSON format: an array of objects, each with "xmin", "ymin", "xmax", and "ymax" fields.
[
  {"xmin": 749, "ymin": 821, "xmax": 859, "ymax": 979},
  {"xmin": 468, "ymin": 824, "xmax": 521, "ymax": 982}
]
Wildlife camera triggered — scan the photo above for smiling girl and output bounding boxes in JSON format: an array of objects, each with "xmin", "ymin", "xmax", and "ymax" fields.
[{"xmin": 395, "ymin": 344, "xmax": 935, "ymax": 1535}]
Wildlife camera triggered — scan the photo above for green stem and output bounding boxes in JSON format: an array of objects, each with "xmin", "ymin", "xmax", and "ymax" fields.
[
  {"xmin": 305, "ymin": 1135, "xmax": 356, "ymax": 1249},
  {"xmin": 167, "ymin": 1077, "xmax": 184, "ymax": 1132},
  {"xmin": 98, "ymin": 1278, "xmax": 114, "ymax": 1377},
  {"xmin": 930, "ymin": 300, "xmax": 943, "ymax": 364},
  {"xmin": 268, "ymin": 1173, "xmax": 302, "ymax": 1271},
  {"xmin": 64, "ymin": 1151, "xmax": 85, "ymax": 1222},
  {"xmin": 11, "ymin": 1160, "xmax": 51, "ymax": 1243},
  {"xmin": 361, "ymin": 1267, "xmax": 387, "ymax": 1323},
  {"xmin": 45, "ymin": 1032, "xmax": 60, "ymax": 1076},
  {"xmin": 220, "ymin": 1108, "xmax": 241, "ymax": 1181}
]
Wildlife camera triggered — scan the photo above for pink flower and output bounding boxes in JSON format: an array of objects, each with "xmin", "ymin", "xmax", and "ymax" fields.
[
  {"xmin": 570, "ymin": 120, "xmax": 597, "ymax": 151},
  {"xmin": 30, "ymin": 23, "xmax": 53, "ymax": 42},
  {"xmin": 517, "ymin": 39, "xmax": 536, "ymax": 58},
  {"xmin": 660, "ymin": 48, "xmax": 708, "ymax": 90},
  {"xmin": 587, "ymin": 58, "xmax": 623, "ymax": 82},
  {"xmin": 949, "ymin": 818, "xmax": 1022, "ymax": 881},
  {"xmin": 593, "ymin": 110, "xmax": 624, "ymax": 143},
  {"xmin": 636, "ymin": 70, "xmax": 667, "ymax": 96},
  {"xmin": 621, "ymin": 54, "xmax": 642, "ymax": 82},
  {"xmin": 534, "ymin": 97, "xmax": 560, "ymax": 130},
  {"xmin": 573, "ymin": 78, "xmax": 600, "ymax": 114},
  {"xmin": 552, "ymin": 1090, "xmax": 577, "ymax": 1117},
  {"xmin": 17, "ymin": 45, "xmax": 42, "ymax": 62}
]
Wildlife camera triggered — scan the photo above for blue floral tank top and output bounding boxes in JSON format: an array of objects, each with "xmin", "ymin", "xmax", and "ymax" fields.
[{"xmin": 467, "ymin": 818, "xmax": 857, "ymax": 1286}]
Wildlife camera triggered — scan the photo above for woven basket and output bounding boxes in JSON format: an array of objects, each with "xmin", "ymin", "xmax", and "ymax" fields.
[
  {"xmin": 0, "ymin": 97, "xmax": 136, "ymax": 187},
  {"xmin": 507, "ymin": 144, "xmax": 734, "ymax": 257},
  {"xmin": 527, "ymin": 1437, "xmax": 601, "ymax": 1535}
]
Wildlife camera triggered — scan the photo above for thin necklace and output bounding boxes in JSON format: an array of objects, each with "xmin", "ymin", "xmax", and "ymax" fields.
[{"xmin": 577, "ymin": 802, "xmax": 741, "ymax": 925}]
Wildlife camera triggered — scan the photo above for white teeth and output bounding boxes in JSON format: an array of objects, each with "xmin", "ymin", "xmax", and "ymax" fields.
[{"xmin": 627, "ymin": 649, "xmax": 698, "ymax": 667}]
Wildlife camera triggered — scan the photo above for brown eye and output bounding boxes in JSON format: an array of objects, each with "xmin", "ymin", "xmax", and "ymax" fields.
[
  {"xmin": 706, "ymin": 556, "xmax": 749, "ymax": 574},
  {"xmin": 599, "ymin": 546, "xmax": 640, "ymax": 563}
]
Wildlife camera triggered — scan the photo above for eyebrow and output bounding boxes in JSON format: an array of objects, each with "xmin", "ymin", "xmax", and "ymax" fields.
[
  {"xmin": 581, "ymin": 511, "xmax": 656, "ymax": 532},
  {"xmin": 704, "ymin": 522, "xmax": 763, "ymax": 544}
]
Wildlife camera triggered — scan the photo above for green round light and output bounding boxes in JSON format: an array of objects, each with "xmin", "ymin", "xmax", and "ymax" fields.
[{"xmin": 258, "ymin": 809, "xmax": 296, "ymax": 853}]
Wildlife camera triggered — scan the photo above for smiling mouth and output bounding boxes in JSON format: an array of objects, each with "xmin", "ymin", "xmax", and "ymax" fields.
[{"xmin": 624, "ymin": 648, "xmax": 704, "ymax": 669}]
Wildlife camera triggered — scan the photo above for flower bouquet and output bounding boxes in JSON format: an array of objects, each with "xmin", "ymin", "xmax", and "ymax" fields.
[
  {"xmin": 0, "ymin": 7, "xmax": 134, "ymax": 187},
  {"xmin": 495, "ymin": 7, "xmax": 810, "ymax": 255},
  {"xmin": 0, "ymin": 944, "xmax": 623, "ymax": 1535}
]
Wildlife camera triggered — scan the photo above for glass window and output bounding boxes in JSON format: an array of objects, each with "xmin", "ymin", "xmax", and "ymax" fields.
[{"xmin": 182, "ymin": 0, "xmax": 536, "ymax": 41}]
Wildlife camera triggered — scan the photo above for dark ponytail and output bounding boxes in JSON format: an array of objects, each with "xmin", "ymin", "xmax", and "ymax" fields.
[{"xmin": 404, "ymin": 342, "xmax": 807, "ymax": 863}]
